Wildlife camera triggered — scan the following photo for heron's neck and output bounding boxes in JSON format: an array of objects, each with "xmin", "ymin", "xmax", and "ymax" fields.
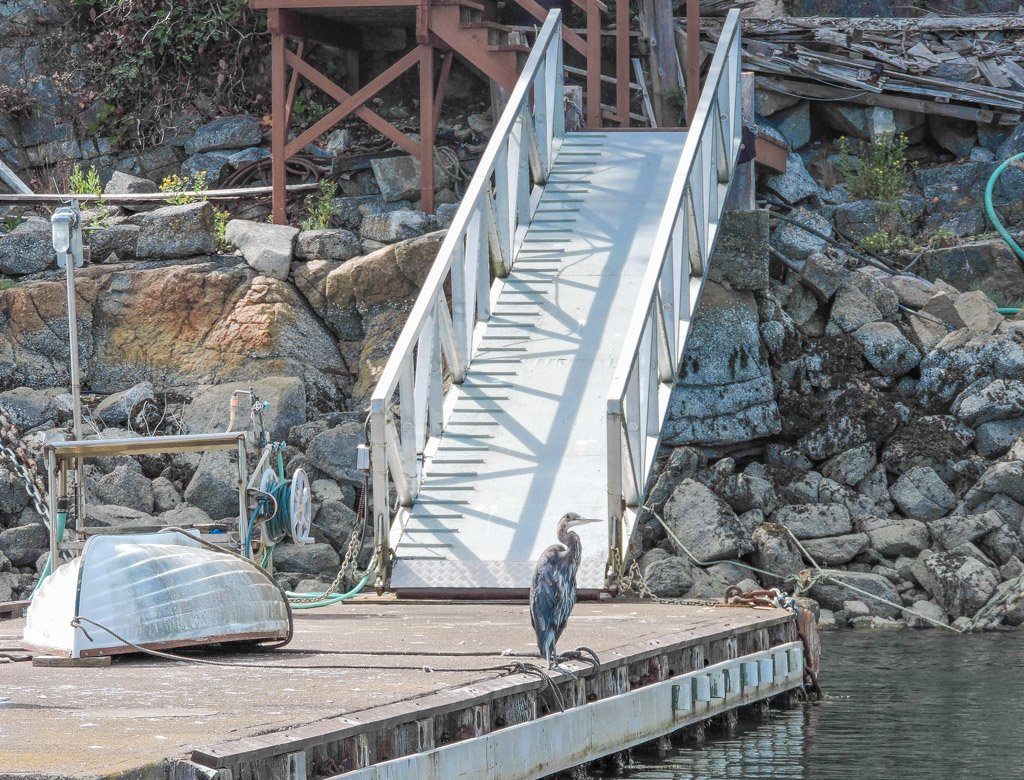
[{"xmin": 558, "ymin": 527, "xmax": 581, "ymax": 554}]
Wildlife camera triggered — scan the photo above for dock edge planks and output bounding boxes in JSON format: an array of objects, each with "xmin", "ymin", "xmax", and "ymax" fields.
[{"xmin": 182, "ymin": 613, "xmax": 799, "ymax": 780}]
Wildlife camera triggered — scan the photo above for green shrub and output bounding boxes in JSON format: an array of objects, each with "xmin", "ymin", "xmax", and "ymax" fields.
[
  {"xmin": 971, "ymin": 282, "xmax": 1024, "ymax": 311},
  {"xmin": 214, "ymin": 208, "xmax": 232, "ymax": 251},
  {"xmin": 160, "ymin": 172, "xmax": 209, "ymax": 205},
  {"xmin": 301, "ymin": 180, "xmax": 338, "ymax": 231},
  {"xmin": 837, "ymin": 133, "xmax": 912, "ymax": 206},
  {"xmin": 68, "ymin": 164, "xmax": 102, "ymax": 196},
  {"xmin": 862, "ymin": 229, "xmax": 912, "ymax": 254},
  {"xmin": 928, "ymin": 225, "xmax": 958, "ymax": 248},
  {"xmin": 661, "ymin": 87, "xmax": 687, "ymax": 127}
]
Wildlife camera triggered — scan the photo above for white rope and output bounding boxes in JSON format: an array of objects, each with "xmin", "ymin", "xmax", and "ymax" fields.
[{"xmin": 782, "ymin": 526, "xmax": 962, "ymax": 634}]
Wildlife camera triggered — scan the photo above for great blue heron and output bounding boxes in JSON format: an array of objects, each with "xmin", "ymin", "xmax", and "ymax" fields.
[{"xmin": 530, "ymin": 512, "xmax": 601, "ymax": 668}]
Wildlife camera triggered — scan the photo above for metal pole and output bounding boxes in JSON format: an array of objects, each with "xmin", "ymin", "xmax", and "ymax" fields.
[
  {"xmin": 237, "ymin": 436, "xmax": 249, "ymax": 558},
  {"xmin": 46, "ymin": 450, "xmax": 57, "ymax": 577},
  {"xmin": 52, "ymin": 202, "xmax": 86, "ymax": 527},
  {"xmin": 65, "ymin": 205, "xmax": 84, "ymax": 446}
]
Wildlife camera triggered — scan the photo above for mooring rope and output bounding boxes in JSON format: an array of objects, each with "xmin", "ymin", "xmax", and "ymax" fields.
[{"xmin": 637, "ymin": 504, "xmax": 961, "ymax": 633}]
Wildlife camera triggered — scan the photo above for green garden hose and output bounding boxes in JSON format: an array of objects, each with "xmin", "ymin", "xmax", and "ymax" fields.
[
  {"xmin": 30, "ymin": 510, "xmax": 66, "ymax": 598},
  {"xmin": 984, "ymin": 151, "xmax": 1024, "ymax": 315}
]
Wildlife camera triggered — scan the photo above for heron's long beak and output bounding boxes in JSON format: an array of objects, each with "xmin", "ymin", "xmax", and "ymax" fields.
[{"xmin": 575, "ymin": 517, "xmax": 603, "ymax": 526}]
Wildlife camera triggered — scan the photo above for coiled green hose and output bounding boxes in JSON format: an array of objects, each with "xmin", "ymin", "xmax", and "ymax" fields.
[{"xmin": 984, "ymin": 151, "xmax": 1024, "ymax": 315}]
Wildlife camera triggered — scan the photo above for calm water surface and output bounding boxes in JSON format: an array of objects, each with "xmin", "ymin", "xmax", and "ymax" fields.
[{"xmin": 601, "ymin": 631, "xmax": 1024, "ymax": 780}]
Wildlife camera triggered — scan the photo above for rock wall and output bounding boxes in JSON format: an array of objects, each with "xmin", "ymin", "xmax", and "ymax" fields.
[{"xmin": 664, "ymin": 211, "xmax": 782, "ymax": 446}]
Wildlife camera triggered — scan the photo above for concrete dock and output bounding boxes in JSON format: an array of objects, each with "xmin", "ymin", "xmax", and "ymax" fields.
[{"xmin": 0, "ymin": 599, "xmax": 802, "ymax": 780}]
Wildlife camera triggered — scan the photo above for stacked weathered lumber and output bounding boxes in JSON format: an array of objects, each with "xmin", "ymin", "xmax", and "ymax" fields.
[{"xmin": 709, "ymin": 15, "xmax": 1024, "ymax": 125}]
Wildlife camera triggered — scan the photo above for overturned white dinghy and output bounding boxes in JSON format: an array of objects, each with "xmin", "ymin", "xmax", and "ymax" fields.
[{"xmin": 24, "ymin": 531, "xmax": 291, "ymax": 658}]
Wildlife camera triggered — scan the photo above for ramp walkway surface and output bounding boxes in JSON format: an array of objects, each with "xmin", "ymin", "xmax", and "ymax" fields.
[
  {"xmin": 391, "ymin": 132, "xmax": 687, "ymax": 592},
  {"xmin": 369, "ymin": 10, "xmax": 744, "ymax": 595}
]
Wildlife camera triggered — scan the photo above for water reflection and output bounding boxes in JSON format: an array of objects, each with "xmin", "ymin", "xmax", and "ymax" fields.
[{"xmin": 599, "ymin": 631, "xmax": 1024, "ymax": 779}]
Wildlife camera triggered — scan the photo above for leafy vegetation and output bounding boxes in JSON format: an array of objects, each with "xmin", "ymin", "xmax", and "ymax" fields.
[
  {"xmin": 214, "ymin": 208, "xmax": 232, "ymax": 251},
  {"xmin": 160, "ymin": 172, "xmax": 209, "ymax": 205},
  {"xmin": 837, "ymin": 133, "xmax": 913, "ymax": 206},
  {"xmin": 301, "ymin": 179, "xmax": 338, "ymax": 231},
  {"xmin": 928, "ymin": 225, "xmax": 958, "ymax": 249},
  {"xmin": 862, "ymin": 229, "xmax": 912, "ymax": 254},
  {"xmin": 69, "ymin": 0, "xmax": 268, "ymax": 145},
  {"xmin": 68, "ymin": 164, "xmax": 102, "ymax": 196}
]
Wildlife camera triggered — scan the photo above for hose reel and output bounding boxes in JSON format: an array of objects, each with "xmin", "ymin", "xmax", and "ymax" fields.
[{"xmin": 253, "ymin": 465, "xmax": 315, "ymax": 549}]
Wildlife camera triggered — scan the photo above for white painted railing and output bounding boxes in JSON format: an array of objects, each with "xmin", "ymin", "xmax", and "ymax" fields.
[
  {"xmin": 369, "ymin": 11, "xmax": 565, "ymax": 587},
  {"xmin": 605, "ymin": 9, "xmax": 744, "ymax": 576}
]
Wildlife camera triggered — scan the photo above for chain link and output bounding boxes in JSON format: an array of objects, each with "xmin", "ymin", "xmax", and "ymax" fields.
[
  {"xmin": 288, "ymin": 480, "xmax": 368, "ymax": 604},
  {"xmin": 0, "ymin": 408, "xmax": 48, "ymax": 518},
  {"xmin": 618, "ymin": 560, "xmax": 726, "ymax": 608}
]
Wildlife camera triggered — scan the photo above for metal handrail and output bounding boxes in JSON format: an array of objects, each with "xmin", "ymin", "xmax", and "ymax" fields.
[
  {"xmin": 605, "ymin": 9, "xmax": 744, "ymax": 581},
  {"xmin": 368, "ymin": 11, "xmax": 565, "ymax": 588}
]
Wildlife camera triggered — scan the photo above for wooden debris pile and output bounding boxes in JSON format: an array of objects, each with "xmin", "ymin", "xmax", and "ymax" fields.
[{"xmin": 710, "ymin": 15, "xmax": 1024, "ymax": 126}]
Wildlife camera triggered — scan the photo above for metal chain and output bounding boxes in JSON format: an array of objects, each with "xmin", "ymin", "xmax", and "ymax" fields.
[
  {"xmin": 0, "ymin": 408, "xmax": 48, "ymax": 517},
  {"xmin": 288, "ymin": 481, "xmax": 368, "ymax": 604},
  {"xmin": 619, "ymin": 560, "xmax": 726, "ymax": 608}
]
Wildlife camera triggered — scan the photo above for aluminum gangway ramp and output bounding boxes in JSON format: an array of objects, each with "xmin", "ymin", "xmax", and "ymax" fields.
[{"xmin": 368, "ymin": 10, "xmax": 744, "ymax": 594}]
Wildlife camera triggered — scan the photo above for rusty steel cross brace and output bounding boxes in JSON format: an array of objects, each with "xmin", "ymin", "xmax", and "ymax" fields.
[{"xmin": 262, "ymin": 0, "xmax": 694, "ymax": 224}]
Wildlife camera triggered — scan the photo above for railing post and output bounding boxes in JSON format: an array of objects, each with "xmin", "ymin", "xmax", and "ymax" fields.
[
  {"xmin": 370, "ymin": 403, "xmax": 390, "ymax": 590},
  {"xmin": 399, "ymin": 357, "xmax": 418, "ymax": 494},
  {"xmin": 606, "ymin": 400, "xmax": 624, "ymax": 588},
  {"xmin": 468, "ymin": 201, "xmax": 490, "ymax": 322},
  {"xmin": 532, "ymin": 68, "xmax": 549, "ymax": 181},
  {"xmin": 553, "ymin": 30, "xmax": 566, "ymax": 139},
  {"xmin": 494, "ymin": 144, "xmax": 512, "ymax": 263},
  {"xmin": 414, "ymin": 312, "xmax": 435, "ymax": 452}
]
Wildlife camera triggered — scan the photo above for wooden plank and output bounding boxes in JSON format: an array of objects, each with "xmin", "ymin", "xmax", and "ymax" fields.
[
  {"xmin": 0, "ymin": 600, "xmax": 29, "ymax": 620},
  {"xmin": 33, "ymin": 655, "xmax": 112, "ymax": 668},
  {"xmin": 1002, "ymin": 58, "xmax": 1024, "ymax": 90},
  {"xmin": 759, "ymin": 77, "xmax": 1018, "ymax": 124},
  {"xmin": 979, "ymin": 58, "xmax": 1014, "ymax": 90}
]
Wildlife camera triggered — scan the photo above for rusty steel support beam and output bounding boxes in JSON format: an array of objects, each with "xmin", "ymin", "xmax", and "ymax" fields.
[
  {"xmin": 283, "ymin": 38, "xmax": 306, "ymax": 130},
  {"xmin": 615, "ymin": 0, "xmax": 629, "ymax": 126},
  {"xmin": 270, "ymin": 10, "xmax": 287, "ymax": 224},
  {"xmin": 282, "ymin": 48, "xmax": 421, "ymax": 158},
  {"xmin": 419, "ymin": 44, "xmax": 436, "ymax": 213},
  {"xmin": 283, "ymin": 47, "xmax": 421, "ymax": 157},
  {"xmin": 509, "ymin": 0, "xmax": 588, "ymax": 57},
  {"xmin": 586, "ymin": 2, "xmax": 601, "ymax": 127},
  {"xmin": 433, "ymin": 50, "xmax": 455, "ymax": 133},
  {"xmin": 686, "ymin": 0, "xmax": 700, "ymax": 123}
]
